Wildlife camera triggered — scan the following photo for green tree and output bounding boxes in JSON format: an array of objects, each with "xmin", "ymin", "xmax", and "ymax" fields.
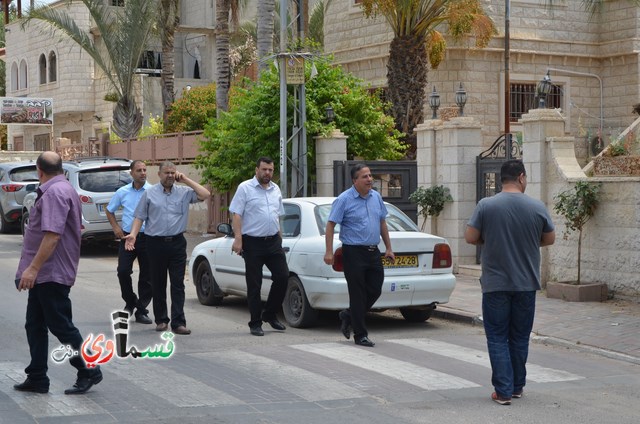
[
  {"xmin": 360, "ymin": 0, "xmax": 496, "ymax": 155},
  {"xmin": 166, "ymin": 84, "xmax": 219, "ymax": 132},
  {"xmin": 23, "ymin": 0, "xmax": 156, "ymax": 139},
  {"xmin": 409, "ymin": 185, "xmax": 453, "ymax": 233},
  {"xmin": 196, "ymin": 60, "xmax": 406, "ymax": 192}
]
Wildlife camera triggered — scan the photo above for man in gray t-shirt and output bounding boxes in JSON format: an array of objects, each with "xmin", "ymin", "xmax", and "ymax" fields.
[{"xmin": 465, "ymin": 159, "xmax": 555, "ymax": 406}]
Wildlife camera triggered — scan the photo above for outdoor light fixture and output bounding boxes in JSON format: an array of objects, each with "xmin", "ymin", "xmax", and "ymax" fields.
[
  {"xmin": 537, "ymin": 71, "xmax": 552, "ymax": 108},
  {"xmin": 455, "ymin": 82, "xmax": 467, "ymax": 116},
  {"xmin": 325, "ymin": 105, "xmax": 335, "ymax": 123},
  {"xmin": 429, "ymin": 86, "xmax": 440, "ymax": 119}
]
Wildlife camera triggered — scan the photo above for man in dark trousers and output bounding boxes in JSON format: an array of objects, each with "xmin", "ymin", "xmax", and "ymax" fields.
[
  {"xmin": 324, "ymin": 163, "xmax": 395, "ymax": 347},
  {"xmin": 106, "ymin": 160, "xmax": 153, "ymax": 324},
  {"xmin": 125, "ymin": 161, "xmax": 210, "ymax": 335},
  {"xmin": 229, "ymin": 157, "xmax": 289, "ymax": 336},
  {"xmin": 14, "ymin": 151, "xmax": 103, "ymax": 395},
  {"xmin": 465, "ymin": 159, "xmax": 555, "ymax": 405}
]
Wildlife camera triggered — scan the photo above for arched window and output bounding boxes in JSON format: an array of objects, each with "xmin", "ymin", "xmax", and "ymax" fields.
[
  {"xmin": 19, "ymin": 59, "xmax": 28, "ymax": 89},
  {"xmin": 48, "ymin": 51, "xmax": 57, "ymax": 82},
  {"xmin": 39, "ymin": 54, "xmax": 47, "ymax": 84},
  {"xmin": 10, "ymin": 62, "xmax": 19, "ymax": 92}
]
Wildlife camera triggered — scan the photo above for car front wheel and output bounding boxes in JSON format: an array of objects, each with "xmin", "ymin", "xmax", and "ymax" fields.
[
  {"xmin": 399, "ymin": 306, "xmax": 434, "ymax": 322},
  {"xmin": 195, "ymin": 260, "xmax": 224, "ymax": 306},
  {"xmin": 282, "ymin": 276, "xmax": 318, "ymax": 328}
]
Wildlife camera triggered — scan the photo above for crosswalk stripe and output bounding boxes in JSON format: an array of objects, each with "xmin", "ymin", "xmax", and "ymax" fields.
[
  {"xmin": 291, "ymin": 342, "xmax": 480, "ymax": 391},
  {"xmin": 388, "ymin": 338, "xmax": 584, "ymax": 383},
  {"xmin": 106, "ymin": 360, "xmax": 244, "ymax": 407},
  {"xmin": 0, "ymin": 362, "xmax": 106, "ymax": 418},
  {"xmin": 192, "ymin": 350, "xmax": 367, "ymax": 401}
]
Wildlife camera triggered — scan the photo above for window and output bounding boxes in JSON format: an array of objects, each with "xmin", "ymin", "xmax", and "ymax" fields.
[
  {"xmin": 39, "ymin": 54, "xmax": 47, "ymax": 84},
  {"xmin": 10, "ymin": 62, "xmax": 18, "ymax": 92},
  {"xmin": 510, "ymin": 82, "xmax": 563, "ymax": 122},
  {"xmin": 49, "ymin": 51, "xmax": 57, "ymax": 82},
  {"xmin": 281, "ymin": 204, "xmax": 301, "ymax": 237},
  {"xmin": 19, "ymin": 59, "xmax": 28, "ymax": 89}
]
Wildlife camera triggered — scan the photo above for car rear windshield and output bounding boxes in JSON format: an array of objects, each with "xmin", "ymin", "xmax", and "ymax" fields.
[
  {"xmin": 9, "ymin": 166, "xmax": 39, "ymax": 182},
  {"xmin": 77, "ymin": 168, "xmax": 133, "ymax": 193},
  {"xmin": 315, "ymin": 203, "xmax": 418, "ymax": 235}
]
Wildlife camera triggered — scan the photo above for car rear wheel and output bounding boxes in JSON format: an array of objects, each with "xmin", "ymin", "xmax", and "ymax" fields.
[
  {"xmin": 400, "ymin": 306, "xmax": 434, "ymax": 322},
  {"xmin": 21, "ymin": 210, "xmax": 29, "ymax": 236},
  {"xmin": 283, "ymin": 276, "xmax": 318, "ymax": 328},
  {"xmin": 195, "ymin": 260, "xmax": 224, "ymax": 306}
]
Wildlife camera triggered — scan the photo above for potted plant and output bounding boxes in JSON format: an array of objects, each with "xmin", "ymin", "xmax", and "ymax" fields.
[
  {"xmin": 409, "ymin": 185, "xmax": 453, "ymax": 234},
  {"xmin": 548, "ymin": 180, "xmax": 607, "ymax": 301}
]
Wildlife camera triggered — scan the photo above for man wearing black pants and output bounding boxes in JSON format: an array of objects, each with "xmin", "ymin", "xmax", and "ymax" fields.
[
  {"xmin": 324, "ymin": 163, "xmax": 395, "ymax": 347},
  {"xmin": 229, "ymin": 157, "xmax": 289, "ymax": 337}
]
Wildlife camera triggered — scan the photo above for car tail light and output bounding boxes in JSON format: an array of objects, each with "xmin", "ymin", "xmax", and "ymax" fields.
[
  {"xmin": 432, "ymin": 243, "xmax": 452, "ymax": 269},
  {"xmin": 79, "ymin": 195, "xmax": 93, "ymax": 204},
  {"xmin": 332, "ymin": 246, "xmax": 344, "ymax": 272},
  {"xmin": 1, "ymin": 184, "xmax": 23, "ymax": 192}
]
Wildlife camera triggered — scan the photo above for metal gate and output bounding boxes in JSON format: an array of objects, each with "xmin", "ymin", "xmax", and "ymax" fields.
[
  {"xmin": 475, "ymin": 134, "xmax": 522, "ymax": 262},
  {"xmin": 333, "ymin": 160, "xmax": 418, "ymax": 223}
]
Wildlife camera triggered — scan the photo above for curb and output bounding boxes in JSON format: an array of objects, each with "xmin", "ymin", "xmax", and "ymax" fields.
[{"xmin": 432, "ymin": 306, "xmax": 483, "ymax": 326}]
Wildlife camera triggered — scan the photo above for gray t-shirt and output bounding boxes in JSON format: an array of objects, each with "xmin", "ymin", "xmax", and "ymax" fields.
[{"xmin": 467, "ymin": 192, "xmax": 555, "ymax": 293}]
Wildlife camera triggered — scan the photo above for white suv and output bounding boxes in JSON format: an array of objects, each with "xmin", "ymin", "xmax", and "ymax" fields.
[{"xmin": 22, "ymin": 157, "xmax": 133, "ymax": 243}]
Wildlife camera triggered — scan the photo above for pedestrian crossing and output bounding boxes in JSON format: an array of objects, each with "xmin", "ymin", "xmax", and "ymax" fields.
[{"xmin": 0, "ymin": 337, "xmax": 586, "ymax": 420}]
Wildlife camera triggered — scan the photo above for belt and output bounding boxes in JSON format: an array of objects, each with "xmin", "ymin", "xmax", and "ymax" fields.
[
  {"xmin": 244, "ymin": 233, "xmax": 279, "ymax": 241},
  {"xmin": 148, "ymin": 234, "xmax": 182, "ymax": 242},
  {"xmin": 343, "ymin": 244, "xmax": 379, "ymax": 252}
]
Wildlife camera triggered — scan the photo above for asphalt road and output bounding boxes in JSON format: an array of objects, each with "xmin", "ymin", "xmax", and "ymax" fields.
[{"xmin": 1, "ymin": 232, "xmax": 639, "ymax": 424}]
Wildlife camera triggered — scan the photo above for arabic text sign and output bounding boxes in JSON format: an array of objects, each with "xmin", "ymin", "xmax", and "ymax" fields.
[
  {"xmin": 286, "ymin": 57, "xmax": 305, "ymax": 85},
  {"xmin": 0, "ymin": 97, "xmax": 54, "ymax": 125}
]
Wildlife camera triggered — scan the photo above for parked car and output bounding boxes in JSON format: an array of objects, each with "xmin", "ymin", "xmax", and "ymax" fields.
[
  {"xmin": 188, "ymin": 197, "xmax": 456, "ymax": 328},
  {"xmin": 0, "ymin": 161, "xmax": 39, "ymax": 233},
  {"xmin": 22, "ymin": 157, "xmax": 133, "ymax": 243}
]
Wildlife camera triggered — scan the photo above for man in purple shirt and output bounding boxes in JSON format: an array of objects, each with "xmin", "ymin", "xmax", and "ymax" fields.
[{"xmin": 14, "ymin": 151, "xmax": 103, "ymax": 395}]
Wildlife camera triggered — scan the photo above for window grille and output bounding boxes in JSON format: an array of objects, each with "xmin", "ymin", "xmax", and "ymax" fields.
[{"xmin": 509, "ymin": 83, "xmax": 562, "ymax": 122}]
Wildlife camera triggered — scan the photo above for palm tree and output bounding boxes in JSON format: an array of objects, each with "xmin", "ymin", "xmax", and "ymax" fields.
[
  {"xmin": 215, "ymin": 0, "xmax": 243, "ymax": 116},
  {"xmin": 22, "ymin": 0, "xmax": 156, "ymax": 139},
  {"xmin": 158, "ymin": 0, "xmax": 180, "ymax": 130},
  {"xmin": 361, "ymin": 0, "xmax": 495, "ymax": 155},
  {"xmin": 256, "ymin": 0, "xmax": 275, "ymax": 75}
]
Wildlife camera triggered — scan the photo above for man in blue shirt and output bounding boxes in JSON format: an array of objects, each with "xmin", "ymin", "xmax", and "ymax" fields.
[
  {"xmin": 324, "ymin": 163, "xmax": 394, "ymax": 347},
  {"xmin": 229, "ymin": 157, "xmax": 289, "ymax": 337},
  {"xmin": 106, "ymin": 160, "xmax": 153, "ymax": 324}
]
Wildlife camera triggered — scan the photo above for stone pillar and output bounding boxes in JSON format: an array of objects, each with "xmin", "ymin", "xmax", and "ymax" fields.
[
  {"xmin": 315, "ymin": 129, "xmax": 347, "ymax": 197},
  {"xmin": 415, "ymin": 117, "xmax": 483, "ymax": 271}
]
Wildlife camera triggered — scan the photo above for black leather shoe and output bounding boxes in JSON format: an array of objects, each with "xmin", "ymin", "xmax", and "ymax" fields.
[
  {"xmin": 265, "ymin": 319, "xmax": 286, "ymax": 331},
  {"xmin": 354, "ymin": 336, "xmax": 375, "ymax": 347},
  {"xmin": 135, "ymin": 314, "xmax": 153, "ymax": 324},
  {"xmin": 339, "ymin": 310, "xmax": 351, "ymax": 339},
  {"xmin": 64, "ymin": 371, "xmax": 103, "ymax": 395},
  {"xmin": 250, "ymin": 326, "xmax": 264, "ymax": 336},
  {"xmin": 14, "ymin": 378, "xmax": 49, "ymax": 393}
]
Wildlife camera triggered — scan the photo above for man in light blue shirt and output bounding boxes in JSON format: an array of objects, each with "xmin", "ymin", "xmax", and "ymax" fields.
[
  {"xmin": 229, "ymin": 157, "xmax": 289, "ymax": 337},
  {"xmin": 324, "ymin": 163, "xmax": 394, "ymax": 347},
  {"xmin": 106, "ymin": 160, "xmax": 153, "ymax": 324}
]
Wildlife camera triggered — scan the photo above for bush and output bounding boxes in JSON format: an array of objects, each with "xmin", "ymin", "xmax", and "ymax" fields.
[{"xmin": 409, "ymin": 185, "xmax": 453, "ymax": 232}]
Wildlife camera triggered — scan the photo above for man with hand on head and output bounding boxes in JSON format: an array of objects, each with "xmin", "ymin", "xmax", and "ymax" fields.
[{"xmin": 125, "ymin": 161, "xmax": 210, "ymax": 335}]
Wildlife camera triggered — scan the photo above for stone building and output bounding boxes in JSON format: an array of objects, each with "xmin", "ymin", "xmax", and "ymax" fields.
[
  {"xmin": 2, "ymin": 0, "xmax": 216, "ymax": 150},
  {"xmin": 324, "ymin": 0, "xmax": 640, "ymax": 160}
]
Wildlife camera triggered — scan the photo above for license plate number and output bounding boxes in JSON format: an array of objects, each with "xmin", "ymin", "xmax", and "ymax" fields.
[
  {"xmin": 97, "ymin": 203, "xmax": 106, "ymax": 213},
  {"xmin": 382, "ymin": 255, "xmax": 418, "ymax": 268}
]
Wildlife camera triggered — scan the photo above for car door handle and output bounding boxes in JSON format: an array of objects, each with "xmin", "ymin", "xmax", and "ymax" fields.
[{"xmin": 283, "ymin": 247, "xmax": 290, "ymax": 252}]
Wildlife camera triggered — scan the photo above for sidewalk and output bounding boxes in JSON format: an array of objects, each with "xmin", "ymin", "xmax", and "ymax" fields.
[{"xmin": 433, "ymin": 274, "xmax": 640, "ymax": 365}]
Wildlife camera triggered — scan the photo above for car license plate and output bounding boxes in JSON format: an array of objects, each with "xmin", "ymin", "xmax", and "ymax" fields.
[
  {"xmin": 97, "ymin": 203, "xmax": 106, "ymax": 213},
  {"xmin": 382, "ymin": 255, "xmax": 418, "ymax": 268}
]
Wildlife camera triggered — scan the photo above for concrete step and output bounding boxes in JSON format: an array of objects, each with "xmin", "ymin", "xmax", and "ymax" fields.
[{"xmin": 457, "ymin": 264, "xmax": 482, "ymax": 278}]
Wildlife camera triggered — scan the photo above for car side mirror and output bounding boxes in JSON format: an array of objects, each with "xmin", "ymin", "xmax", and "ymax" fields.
[{"xmin": 217, "ymin": 222, "xmax": 233, "ymax": 237}]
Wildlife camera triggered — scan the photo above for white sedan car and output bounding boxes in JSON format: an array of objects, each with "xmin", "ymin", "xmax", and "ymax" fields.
[{"xmin": 188, "ymin": 197, "xmax": 456, "ymax": 328}]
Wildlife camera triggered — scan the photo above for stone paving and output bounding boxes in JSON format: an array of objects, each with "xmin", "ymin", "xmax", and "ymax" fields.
[{"xmin": 433, "ymin": 274, "xmax": 640, "ymax": 364}]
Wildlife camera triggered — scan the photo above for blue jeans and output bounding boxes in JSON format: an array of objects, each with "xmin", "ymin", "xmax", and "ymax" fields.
[{"xmin": 482, "ymin": 290, "xmax": 536, "ymax": 398}]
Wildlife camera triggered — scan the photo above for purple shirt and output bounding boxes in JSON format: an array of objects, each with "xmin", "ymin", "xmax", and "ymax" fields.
[{"xmin": 16, "ymin": 174, "xmax": 82, "ymax": 286}]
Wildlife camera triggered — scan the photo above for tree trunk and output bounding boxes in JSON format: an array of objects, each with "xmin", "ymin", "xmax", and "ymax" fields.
[
  {"xmin": 216, "ymin": 0, "xmax": 230, "ymax": 116},
  {"xmin": 112, "ymin": 95, "xmax": 143, "ymax": 140},
  {"xmin": 577, "ymin": 228, "xmax": 583, "ymax": 284},
  {"xmin": 256, "ymin": 0, "xmax": 275, "ymax": 76},
  {"xmin": 387, "ymin": 35, "xmax": 429, "ymax": 158},
  {"xmin": 159, "ymin": 0, "xmax": 180, "ymax": 130}
]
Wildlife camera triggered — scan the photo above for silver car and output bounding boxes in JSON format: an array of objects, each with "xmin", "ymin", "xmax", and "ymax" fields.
[
  {"xmin": 0, "ymin": 161, "xmax": 39, "ymax": 233},
  {"xmin": 22, "ymin": 157, "xmax": 133, "ymax": 243},
  {"xmin": 189, "ymin": 197, "xmax": 456, "ymax": 328}
]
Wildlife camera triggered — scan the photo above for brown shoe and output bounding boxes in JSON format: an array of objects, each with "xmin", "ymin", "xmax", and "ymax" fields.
[
  {"xmin": 155, "ymin": 323, "xmax": 168, "ymax": 332},
  {"xmin": 173, "ymin": 325, "xmax": 191, "ymax": 335}
]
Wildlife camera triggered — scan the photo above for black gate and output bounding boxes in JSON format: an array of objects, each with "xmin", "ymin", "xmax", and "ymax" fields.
[
  {"xmin": 475, "ymin": 134, "xmax": 522, "ymax": 262},
  {"xmin": 333, "ymin": 160, "xmax": 417, "ymax": 223}
]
